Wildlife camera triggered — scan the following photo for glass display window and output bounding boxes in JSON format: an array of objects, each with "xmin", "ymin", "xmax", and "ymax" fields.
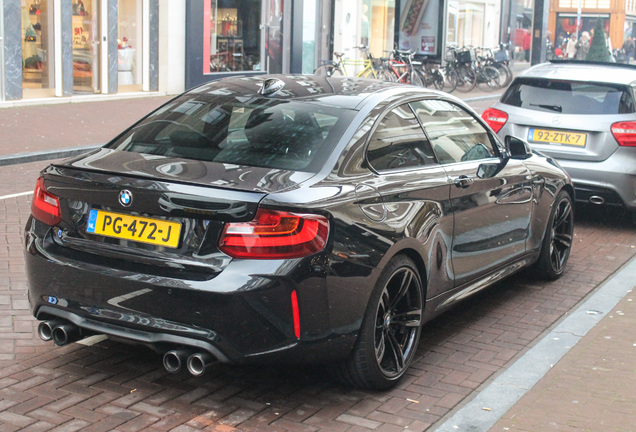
[
  {"xmin": 72, "ymin": 0, "xmax": 100, "ymax": 93},
  {"xmin": 118, "ymin": 0, "xmax": 143, "ymax": 91},
  {"xmin": 204, "ymin": 0, "xmax": 262, "ymax": 73},
  {"xmin": 21, "ymin": 0, "xmax": 55, "ymax": 98}
]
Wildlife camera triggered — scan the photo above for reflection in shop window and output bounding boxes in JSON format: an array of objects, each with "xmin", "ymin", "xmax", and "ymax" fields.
[
  {"xmin": 118, "ymin": 0, "xmax": 143, "ymax": 90},
  {"xmin": 21, "ymin": 0, "xmax": 55, "ymax": 98},
  {"xmin": 72, "ymin": 0, "xmax": 100, "ymax": 93},
  {"xmin": 458, "ymin": 3, "xmax": 484, "ymax": 48},
  {"xmin": 204, "ymin": 0, "xmax": 262, "ymax": 73}
]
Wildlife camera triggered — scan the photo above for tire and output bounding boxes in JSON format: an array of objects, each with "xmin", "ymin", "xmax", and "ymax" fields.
[
  {"xmin": 493, "ymin": 63, "xmax": 512, "ymax": 87},
  {"xmin": 381, "ymin": 68, "xmax": 397, "ymax": 82},
  {"xmin": 337, "ymin": 255, "xmax": 424, "ymax": 390},
  {"xmin": 445, "ymin": 69, "xmax": 458, "ymax": 93},
  {"xmin": 432, "ymin": 69, "xmax": 445, "ymax": 91},
  {"xmin": 410, "ymin": 69, "xmax": 426, "ymax": 87},
  {"xmin": 454, "ymin": 65, "xmax": 476, "ymax": 92},
  {"xmin": 534, "ymin": 190, "xmax": 574, "ymax": 280},
  {"xmin": 477, "ymin": 66, "xmax": 502, "ymax": 91},
  {"xmin": 314, "ymin": 64, "xmax": 342, "ymax": 77}
]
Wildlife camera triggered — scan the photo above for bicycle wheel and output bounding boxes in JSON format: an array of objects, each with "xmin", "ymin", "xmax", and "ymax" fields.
[
  {"xmin": 477, "ymin": 66, "xmax": 502, "ymax": 91},
  {"xmin": 444, "ymin": 69, "xmax": 458, "ymax": 93},
  {"xmin": 380, "ymin": 68, "xmax": 397, "ymax": 82},
  {"xmin": 410, "ymin": 69, "xmax": 426, "ymax": 87},
  {"xmin": 431, "ymin": 69, "xmax": 445, "ymax": 91},
  {"xmin": 493, "ymin": 63, "xmax": 512, "ymax": 87},
  {"xmin": 454, "ymin": 65, "xmax": 476, "ymax": 93},
  {"xmin": 314, "ymin": 64, "xmax": 342, "ymax": 77}
]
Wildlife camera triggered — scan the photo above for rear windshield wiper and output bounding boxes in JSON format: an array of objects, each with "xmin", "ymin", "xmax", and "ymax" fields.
[{"xmin": 529, "ymin": 103, "xmax": 562, "ymax": 113}]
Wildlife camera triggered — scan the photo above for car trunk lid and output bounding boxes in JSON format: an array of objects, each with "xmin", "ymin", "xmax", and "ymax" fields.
[{"xmin": 38, "ymin": 148, "xmax": 315, "ymax": 279}]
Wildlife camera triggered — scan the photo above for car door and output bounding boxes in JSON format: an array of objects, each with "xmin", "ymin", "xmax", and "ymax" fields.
[
  {"xmin": 412, "ymin": 99, "xmax": 534, "ymax": 287},
  {"xmin": 361, "ymin": 102, "xmax": 455, "ymax": 299}
]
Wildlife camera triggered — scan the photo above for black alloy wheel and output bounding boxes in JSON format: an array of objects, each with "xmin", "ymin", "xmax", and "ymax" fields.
[
  {"xmin": 535, "ymin": 190, "xmax": 574, "ymax": 280},
  {"xmin": 338, "ymin": 255, "xmax": 424, "ymax": 390}
]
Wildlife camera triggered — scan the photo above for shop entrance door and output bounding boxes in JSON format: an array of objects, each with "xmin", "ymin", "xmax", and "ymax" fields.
[
  {"xmin": 72, "ymin": 0, "xmax": 101, "ymax": 93},
  {"xmin": 262, "ymin": 0, "xmax": 284, "ymax": 73}
]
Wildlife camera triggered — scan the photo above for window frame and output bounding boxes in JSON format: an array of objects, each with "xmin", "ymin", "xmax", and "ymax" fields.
[{"xmin": 363, "ymin": 98, "xmax": 441, "ymax": 175}]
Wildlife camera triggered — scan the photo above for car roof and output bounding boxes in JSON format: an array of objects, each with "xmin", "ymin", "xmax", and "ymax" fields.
[
  {"xmin": 187, "ymin": 74, "xmax": 443, "ymax": 110},
  {"xmin": 519, "ymin": 61, "xmax": 636, "ymax": 86}
]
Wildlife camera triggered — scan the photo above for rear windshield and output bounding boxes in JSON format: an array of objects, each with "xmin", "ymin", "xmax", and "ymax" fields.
[
  {"xmin": 500, "ymin": 78, "xmax": 635, "ymax": 115},
  {"xmin": 106, "ymin": 94, "xmax": 354, "ymax": 173}
]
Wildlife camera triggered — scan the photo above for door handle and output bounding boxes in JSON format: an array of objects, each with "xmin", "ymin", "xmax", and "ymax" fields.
[
  {"xmin": 532, "ymin": 177, "xmax": 545, "ymax": 186},
  {"xmin": 453, "ymin": 175, "xmax": 474, "ymax": 188}
]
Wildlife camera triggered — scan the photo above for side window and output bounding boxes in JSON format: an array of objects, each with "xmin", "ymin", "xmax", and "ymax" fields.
[
  {"xmin": 366, "ymin": 104, "xmax": 436, "ymax": 171},
  {"xmin": 411, "ymin": 100, "xmax": 496, "ymax": 164}
]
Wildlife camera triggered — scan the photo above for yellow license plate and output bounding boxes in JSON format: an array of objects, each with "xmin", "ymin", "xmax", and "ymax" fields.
[
  {"xmin": 86, "ymin": 209, "xmax": 181, "ymax": 248},
  {"xmin": 528, "ymin": 128, "xmax": 587, "ymax": 146}
]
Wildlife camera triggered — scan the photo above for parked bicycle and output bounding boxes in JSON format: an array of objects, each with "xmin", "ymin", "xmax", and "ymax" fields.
[
  {"xmin": 419, "ymin": 60, "xmax": 445, "ymax": 91},
  {"xmin": 314, "ymin": 46, "xmax": 380, "ymax": 78},
  {"xmin": 380, "ymin": 49, "xmax": 426, "ymax": 86},
  {"xmin": 473, "ymin": 48, "xmax": 503, "ymax": 91},
  {"xmin": 445, "ymin": 46, "xmax": 477, "ymax": 93},
  {"xmin": 490, "ymin": 43, "xmax": 513, "ymax": 87}
]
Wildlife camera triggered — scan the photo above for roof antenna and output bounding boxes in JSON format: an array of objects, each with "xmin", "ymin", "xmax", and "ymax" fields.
[{"xmin": 258, "ymin": 78, "xmax": 285, "ymax": 96}]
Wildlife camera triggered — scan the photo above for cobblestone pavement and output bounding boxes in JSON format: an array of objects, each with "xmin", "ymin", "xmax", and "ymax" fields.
[{"xmin": 1, "ymin": 158, "xmax": 636, "ymax": 431}]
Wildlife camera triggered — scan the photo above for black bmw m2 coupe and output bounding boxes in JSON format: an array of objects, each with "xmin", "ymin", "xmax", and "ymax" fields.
[{"xmin": 25, "ymin": 75, "xmax": 573, "ymax": 389}]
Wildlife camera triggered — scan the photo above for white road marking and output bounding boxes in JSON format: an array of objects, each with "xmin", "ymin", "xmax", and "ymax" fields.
[{"xmin": 0, "ymin": 191, "xmax": 32, "ymax": 200}]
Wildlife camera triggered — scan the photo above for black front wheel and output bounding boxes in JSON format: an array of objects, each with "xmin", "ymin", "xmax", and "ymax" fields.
[
  {"xmin": 337, "ymin": 255, "xmax": 424, "ymax": 390},
  {"xmin": 535, "ymin": 190, "xmax": 574, "ymax": 280}
]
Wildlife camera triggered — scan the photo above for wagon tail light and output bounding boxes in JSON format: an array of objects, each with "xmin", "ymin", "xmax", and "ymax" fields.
[
  {"xmin": 31, "ymin": 177, "xmax": 62, "ymax": 226},
  {"xmin": 219, "ymin": 208, "xmax": 329, "ymax": 259},
  {"xmin": 611, "ymin": 121, "xmax": 636, "ymax": 147},
  {"xmin": 482, "ymin": 108, "xmax": 508, "ymax": 133}
]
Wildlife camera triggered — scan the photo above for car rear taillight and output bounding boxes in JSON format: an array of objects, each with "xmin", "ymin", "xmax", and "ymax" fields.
[
  {"xmin": 219, "ymin": 208, "xmax": 329, "ymax": 259},
  {"xmin": 31, "ymin": 177, "xmax": 62, "ymax": 226},
  {"xmin": 482, "ymin": 108, "xmax": 509, "ymax": 133},
  {"xmin": 611, "ymin": 121, "xmax": 636, "ymax": 147}
]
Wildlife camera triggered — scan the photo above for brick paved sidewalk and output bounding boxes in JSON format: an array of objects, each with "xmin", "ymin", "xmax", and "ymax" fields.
[
  {"xmin": 490, "ymin": 290, "xmax": 636, "ymax": 432},
  {"xmin": 0, "ymin": 95, "xmax": 173, "ymax": 158}
]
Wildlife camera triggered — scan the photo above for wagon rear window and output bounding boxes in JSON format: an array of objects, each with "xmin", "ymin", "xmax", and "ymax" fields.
[
  {"xmin": 107, "ymin": 95, "xmax": 353, "ymax": 172},
  {"xmin": 501, "ymin": 78, "xmax": 635, "ymax": 115}
]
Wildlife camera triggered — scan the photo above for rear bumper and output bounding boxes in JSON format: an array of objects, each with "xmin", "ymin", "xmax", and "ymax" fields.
[
  {"xmin": 25, "ymin": 220, "xmax": 360, "ymax": 364},
  {"xmin": 556, "ymin": 152, "xmax": 636, "ymax": 210}
]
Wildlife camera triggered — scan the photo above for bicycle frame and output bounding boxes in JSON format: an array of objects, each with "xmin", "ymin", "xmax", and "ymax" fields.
[{"xmin": 386, "ymin": 58, "xmax": 410, "ymax": 83}]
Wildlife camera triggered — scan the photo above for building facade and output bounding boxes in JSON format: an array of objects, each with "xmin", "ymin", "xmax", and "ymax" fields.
[
  {"xmin": 2, "ymin": 0, "xmax": 503, "ymax": 103},
  {"xmin": 1, "ymin": 0, "xmax": 161, "ymax": 101},
  {"xmin": 548, "ymin": 0, "xmax": 636, "ymax": 52}
]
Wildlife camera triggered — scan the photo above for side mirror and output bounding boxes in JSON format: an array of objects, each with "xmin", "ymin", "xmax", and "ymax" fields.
[{"xmin": 505, "ymin": 136, "xmax": 533, "ymax": 160}]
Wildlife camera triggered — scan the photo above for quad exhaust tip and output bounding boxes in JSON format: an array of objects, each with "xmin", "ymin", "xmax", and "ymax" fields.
[
  {"xmin": 38, "ymin": 320, "xmax": 81, "ymax": 346},
  {"xmin": 163, "ymin": 349, "xmax": 192, "ymax": 374},
  {"xmin": 186, "ymin": 352, "xmax": 216, "ymax": 377},
  {"xmin": 163, "ymin": 349, "xmax": 217, "ymax": 376}
]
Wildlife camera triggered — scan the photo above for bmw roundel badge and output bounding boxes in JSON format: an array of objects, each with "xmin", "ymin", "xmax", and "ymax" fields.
[{"xmin": 119, "ymin": 190, "xmax": 133, "ymax": 207}]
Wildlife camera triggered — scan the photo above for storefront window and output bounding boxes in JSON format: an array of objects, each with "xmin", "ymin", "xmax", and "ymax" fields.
[
  {"xmin": 204, "ymin": 0, "xmax": 262, "ymax": 73},
  {"xmin": 457, "ymin": 3, "xmax": 484, "ymax": 48},
  {"xmin": 555, "ymin": 15, "xmax": 610, "ymax": 51},
  {"xmin": 72, "ymin": 0, "xmax": 100, "ymax": 93},
  {"xmin": 118, "ymin": 0, "xmax": 143, "ymax": 91},
  {"xmin": 333, "ymin": 0, "xmax": 394, "ymax": 64},
  {"xmin": 21, "ymin": 0, "xmax": 55, "ymax": 98}
]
